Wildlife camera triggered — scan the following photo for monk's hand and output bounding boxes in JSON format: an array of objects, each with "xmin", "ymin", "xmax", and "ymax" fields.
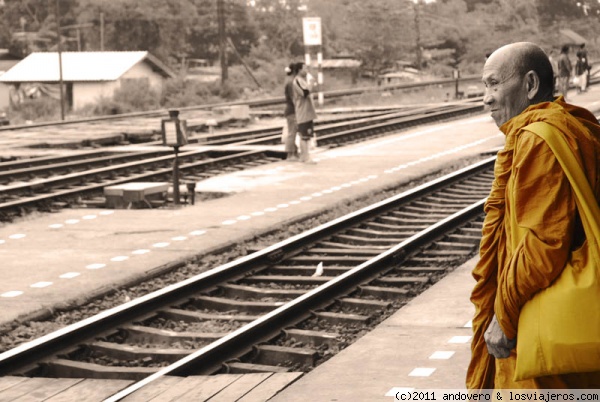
[{"xmin": 484, "ymin": 314, "xmax": 516, "ymax": 359}]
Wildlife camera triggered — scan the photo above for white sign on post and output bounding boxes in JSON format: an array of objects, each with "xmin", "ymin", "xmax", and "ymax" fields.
[{"xmin": 302, "ymin": 17, "xmax": 322, "ymax": 46}]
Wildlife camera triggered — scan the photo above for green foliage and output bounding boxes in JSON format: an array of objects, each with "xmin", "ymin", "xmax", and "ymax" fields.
[
  {"xmin": 187, "ymin": 0, "xmax": 258, "ymax": 62},
  {"xmin": 4, "ymin": 0, "xmax": 600, "ymax": 121},
  {"xmin": 114, "ymin": 79, "xmax": 161, "ymax": 111},
  {"xmin": 161, "ymin": 77, "xmax": 224, "ymax": 107},
  {"xmin": 10, "ymin": 97, "xmax": 61, "ymax": 123},
  {"xmin": 79, "ymin": 95, "xmax": 133, "ymax": 116}
]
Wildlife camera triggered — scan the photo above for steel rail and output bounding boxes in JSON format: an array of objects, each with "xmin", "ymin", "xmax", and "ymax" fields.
[
  {"xmin": 234, "ymin": 102, "xmax": 484, "ymax": 147},
  {"xmin": 105, "ymin": 195, "xmax": 487, "ymax": 401},
  {"xmin": 0, "ymin": 103, "xmax": 484, "ymax": 214},
  {"xmin": 0, "ymin": 156, "xmax": 495, "ymax": 377},
  {"xmin": 0, "ymin": 75, "xmax": 482, "ymax": 132},
  {"xmin": 0, "ymin": 149, "xmax": 268, "ymax": 211},
  {"xmin": 0, "ymin": 150, "xmax": 171, "ymax": 182},
  {"xmin": 0, "ymin": 104, "xmax": 458, "ymax": 183}
]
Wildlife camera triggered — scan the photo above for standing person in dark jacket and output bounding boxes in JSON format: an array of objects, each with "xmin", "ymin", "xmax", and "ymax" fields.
[
  {"xmin": 575, "ymin": 44, "xmax": 590, "ymax": 93},
  {"xmin": 292, "ymin": 62, "xmax": 318, "ymax": 164},
  {"xmin": 556, "ymin": 45, "xmax": 572, "ymax": 101},
  {"xmin": 283, "ymin": 63, "xmax": 300, "ymax": 161}
]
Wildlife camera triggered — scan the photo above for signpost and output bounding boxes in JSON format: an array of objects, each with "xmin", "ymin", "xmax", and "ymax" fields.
[
  {"xmin": 302, "ymin": 17, "xmax": 324, "ymax": 106},
  {"xmin": 161, "ymin": 109, "xmax": 188, "ymax": 205}
]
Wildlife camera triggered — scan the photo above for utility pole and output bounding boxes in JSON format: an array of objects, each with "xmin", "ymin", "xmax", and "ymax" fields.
[
  {"xmin": 413, "ymin": 0, "xmax": 422, "ymax": 71},
  {"xmin": 217, "ymin": 0, "xmax": 228, "ymax": 85},
  {"xmin": 100, "ymin": 12, "xmax": 105, "ymax": 51},
  {"xmin": 55, "ymin": 0, "xmax": 65, "ymax": 120}
]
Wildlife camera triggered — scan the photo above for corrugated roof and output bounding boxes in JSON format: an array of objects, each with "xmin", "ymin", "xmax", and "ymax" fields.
[
  {"xmin": 309, "ymin": 59, "xmax": 361, "ymax": 69},
  {"xmin": 0, "ymin": 51, "xmax": 174, "ymax": 83},
  {"xmin": 559, "ymin": 29, "xmax": 587, "ymax": 46}
]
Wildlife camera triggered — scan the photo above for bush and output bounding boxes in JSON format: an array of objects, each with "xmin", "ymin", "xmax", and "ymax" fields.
[
  {"xmin": 78, "ymin": 96, "xmax": 134, "ymax": 116},
  {"xmin": 113, "ymin": 79, "xmax": 160, "ymax": 111},
  {"xmin": 10, "ymin": 97, "xmax": 61, "ymax": 123}
]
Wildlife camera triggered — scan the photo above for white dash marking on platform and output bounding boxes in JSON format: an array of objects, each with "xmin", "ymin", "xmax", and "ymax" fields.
[
  {"xmin": 429, "ymin": 351, "xmax": 455, "ymax": 359},
  {"xmin": 65, "ymin": 219, "xmax": 80, "ymax": 224},
  {"xmin": 152, "ymin": 242, "xmax": 170, "ymax": 248},
  {"xmin": 171, "ymin": 236, "xmax": 187, "ymax": 241},
  {"xmin": 189, "ymin": 230, "xmax": 207, "ymax": 236},
  {"xmin": 409, "ymin": 367, "xmax": 436, "ymax": 377},
  {"xmin": 1, "ymin": 291, "xmax": 23, "ymax": 298},
  {"xmin": 30, "ymin": 281, "xmax": 53, "ymax": 288},
  {"xmin": 111, "ymin": 256, "xmax": 129, "ymax": 262},
  {"xmin": 49, "ymin": 224, "xmax": 64, "ymax": 229},
  {"xmin": 9, "ymin": 234, "xmax": 26, "ymax": 239},
  {"xmin": 132, "ymin": 249, "xmax": 150, "ymax": 255},
  {"xmin": 448, "ymin": 335, "xmax": 472, "ymax": 344},
  {"xmin": 386, "ymin": 387, "xmax": 415, "ymax": 397},
  {"xmin": 82, "ymin": 215, "xmax": 97, "ymax": 220},
  {"xmin": 60, "ymin": 272, "xmax": 81, "ymax": 279},
  {"xmin": 86, "ymin": 263, "xmax": 106, "ymax": 270}
]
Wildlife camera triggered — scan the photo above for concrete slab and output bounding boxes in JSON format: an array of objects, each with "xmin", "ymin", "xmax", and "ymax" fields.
[
  {"xmin": 269, "ymin": 258, "xmax": 477, "ymax": 402},
  {"xmin": 0, "ymin": 111, "xmax": 502, "ymax": 326},
  {"xmin": 1, "ymin": 85, "xmax": 599, "ymax": 330}
]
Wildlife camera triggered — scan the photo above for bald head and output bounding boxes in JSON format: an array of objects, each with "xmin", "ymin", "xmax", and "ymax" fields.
[
  {"xmin": 486, "ymin": 42, "xmax": 555, "ymax": 101},
  {"xmin": 482, "ymin": 42, "xmax": 557, "ymax": 127}
]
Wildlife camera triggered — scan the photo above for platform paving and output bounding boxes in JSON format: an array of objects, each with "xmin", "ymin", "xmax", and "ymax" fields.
[
  {"xmin": 0, "ymin": 110, "xmax": 503, "ymax": 328},
  {"xmin": 0, "ymin": 87, "xmax": 598, "ymax": 334},
  {"xmin": 269, "ymin": 257, "xmax": 477, "ymax": 402}
]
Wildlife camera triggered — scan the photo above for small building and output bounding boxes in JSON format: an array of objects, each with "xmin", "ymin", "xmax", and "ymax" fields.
[
  {"xmin": 0, "ymin": 51, "xmax": 175, "ymax": 110},
  {"xmin": 559, "ymin": 29, "xmax": 587, "ymax": 48},
  {"xmin": 308, "ymin": 58, "xmax": 362, "ymax": 86},
  {"xmin": 0, "ymin": 49, "xmax": 23, "ymax": 109}
]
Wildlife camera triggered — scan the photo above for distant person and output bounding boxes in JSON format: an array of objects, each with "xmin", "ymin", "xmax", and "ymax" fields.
[
  {"xmin": 547, "ymin": 49, "xmax": 559, "ymax": 90},
  {"xmin": 283, "ymin": 63, "xmax": 300, "ymax": 161},
  {"xmin": 292, "ymin": 62, "xmax": 318, "ymax": 164},
  {"xmin": 575, "ymin": 43, "xmax": 590, "ymax": 92},
  {"xmin": 556, "ymin": 45, "xmax": 572, "ymax": 100},
  {"xmin": 468, "ymin": 41, "xmax": 600, "ymax": 389}
]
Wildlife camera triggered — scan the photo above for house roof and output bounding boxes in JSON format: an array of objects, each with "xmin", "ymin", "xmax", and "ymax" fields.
[
  {"xmin": 559, "ymin": 29, "xmax": 587, "ymax": 46},
  {"xmin": 309, "ymin": 59, "xmax": 361, "ymax": 69},
  {"xmin": 0, "ymin": 51, "xmax": 175, "ymax": 83}
]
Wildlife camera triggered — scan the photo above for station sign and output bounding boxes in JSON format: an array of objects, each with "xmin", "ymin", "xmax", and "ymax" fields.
[
  {"xmin": 161, "ymin": 110, "xmax": 188, "ymax": 148},
  {"xmin": 303, "ymin": 17, "xmax": 322, "ymax": 46}
]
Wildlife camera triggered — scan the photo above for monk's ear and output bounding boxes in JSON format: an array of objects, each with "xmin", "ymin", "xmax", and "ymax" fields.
[{"xmin": 524, "ymin": 70, "xmax": 539, "ymax": 100}]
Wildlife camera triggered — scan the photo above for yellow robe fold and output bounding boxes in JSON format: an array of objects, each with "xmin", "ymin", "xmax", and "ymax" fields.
[{"xmin": 467, "ymin": 97, "xmax": 600, "ymax": 389}]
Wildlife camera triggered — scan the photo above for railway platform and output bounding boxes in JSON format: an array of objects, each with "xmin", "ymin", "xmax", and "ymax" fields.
[
  {"xmin": 1, "ymin": 87, "xmax": 600, "ymax": 401},
  {"xmin": 2, "ymin": 88, "xmax": 600, "ymax": 328},
  {"xmin": 269, "ymin": 256, "xmax": 476, "ymax": 402},
  {"xmin": 0, "ymin": 109, "xmax": 504, "ymax": 328}
]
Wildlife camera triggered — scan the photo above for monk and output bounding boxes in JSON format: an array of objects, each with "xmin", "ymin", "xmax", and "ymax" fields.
[{"xmin": 467, "ymin": 42, "xmax": 600, "ymax": 389}]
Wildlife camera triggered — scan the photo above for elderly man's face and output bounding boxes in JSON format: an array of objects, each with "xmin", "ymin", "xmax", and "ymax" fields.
[{"xmin": 481, "ymin": 51, "xmax": 530, "ymax": 127}]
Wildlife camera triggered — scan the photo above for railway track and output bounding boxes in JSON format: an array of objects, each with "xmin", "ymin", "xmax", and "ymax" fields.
[
  {"xmin": 0, "ymin": 156, "xmax": 495, "ymax": 400},
  {"xmin": 0, "ymin": 102, "xmax": 483, "ymax": 220}
]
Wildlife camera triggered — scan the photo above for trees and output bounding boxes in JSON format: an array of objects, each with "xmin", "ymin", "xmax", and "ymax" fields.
[
  {"xmin": 186, "ymin": 0, "xmax": 258, "ymax": 63},
  {"xmin": 76, "ymin": 0, "xmax": 198, "ymax": 64},
  {"xmin": 0, "ymin": 0, "xmax": 79, "ymax": 56},
  {"xmin": 0, "ymin": 0, "xmax": 596, "ymax": 81}
]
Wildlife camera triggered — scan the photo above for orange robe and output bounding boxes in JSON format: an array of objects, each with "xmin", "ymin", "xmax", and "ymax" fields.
[{"xmin": 467, "ymin": 97, "xmax": 600, "ymax": 389}]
